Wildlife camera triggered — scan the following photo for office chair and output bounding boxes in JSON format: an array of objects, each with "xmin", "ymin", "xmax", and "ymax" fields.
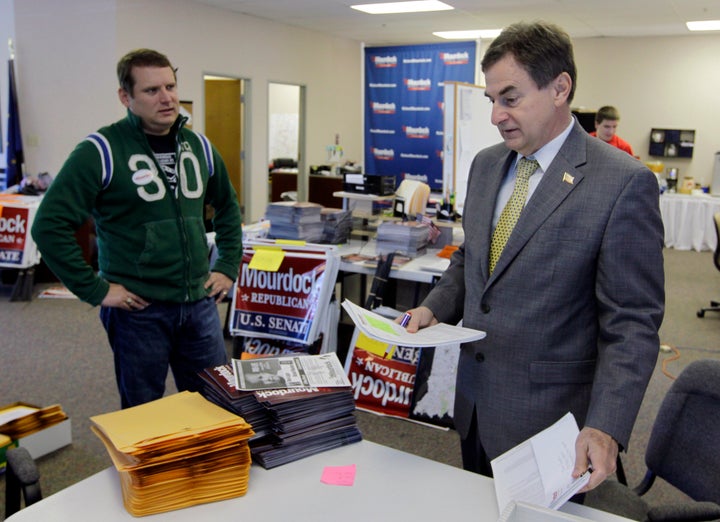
[
  {"xmin": 587, "ymin": 359, "xmax": 720, "ymax": 521},
  {"xmin": 697, "ymin": 212, "xmax": 720, "ymax": 318},
  {"xmin": 4, "ymin": 446, "xmax": 43, "ymax": 518}
]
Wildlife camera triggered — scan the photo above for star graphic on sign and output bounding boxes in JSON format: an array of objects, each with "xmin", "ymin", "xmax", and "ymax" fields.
[{"xmin": 241, "ymin": 293, "xmax": 250, "ymax": 301}]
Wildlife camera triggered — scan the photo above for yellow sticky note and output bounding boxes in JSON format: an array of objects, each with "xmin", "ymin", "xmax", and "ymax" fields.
[
  {"xmin": 276, "ymin": 239, "xmax": 307, "ymax": 246},
  {"xmin": 248, "ymin": 248, "xmax": 285, "ymax": 271},
  {"xmin": 356, "ymin": 332, "xmax": 396, "ymax": 358}
]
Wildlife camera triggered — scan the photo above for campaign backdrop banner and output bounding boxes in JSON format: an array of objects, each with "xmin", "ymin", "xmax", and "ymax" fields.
[{"xmin": 364, "ymin": 41, "xmax": 476, "ymax": 191}]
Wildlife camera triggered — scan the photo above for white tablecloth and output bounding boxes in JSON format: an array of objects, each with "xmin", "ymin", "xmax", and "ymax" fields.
[{"xmin": 659, "ymin": 193, "xmax": 720, "ymax": 251}]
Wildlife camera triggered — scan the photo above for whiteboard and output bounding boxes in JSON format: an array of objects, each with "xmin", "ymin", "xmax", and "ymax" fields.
[{"xmin": 442, "ymin": 82, "xmax": 501, "ymax": 215}]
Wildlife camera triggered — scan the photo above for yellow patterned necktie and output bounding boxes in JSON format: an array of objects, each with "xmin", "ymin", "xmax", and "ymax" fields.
[{"xmin": 489, "ymin": 157, "xmax": 540, "ymax": 274}]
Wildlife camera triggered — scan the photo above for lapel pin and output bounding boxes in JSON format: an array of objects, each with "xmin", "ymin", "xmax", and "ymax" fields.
[{"xmin": 562, "ymin": 172, "xmax": 575, "ymax": 185}]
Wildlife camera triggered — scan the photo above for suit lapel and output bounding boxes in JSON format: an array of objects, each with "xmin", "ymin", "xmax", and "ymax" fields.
[{"xmin": 487, "ymin": 122, "xmax": 588, "ymax": 282}]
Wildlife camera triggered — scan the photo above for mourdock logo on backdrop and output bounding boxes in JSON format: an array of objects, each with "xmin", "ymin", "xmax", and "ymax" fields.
[
  {"xmin": 370, "ymin": 101, "xmax": 396, "ymax": 114},
  {"xmin": 403, "ymin": 126, "xmax": 430, "ymax": 139},
  {"xmin": 372, "ymin": 148, "xmax": 395, "ymax": 161},
  {"xmin": 372, "ymin": 55, "xmax": 397, "ymax": 68},
  {"xmin": 404, "ymin": 78, "xmax": 431, "ymax": 91},
  {"xmin": 365, "ymin": 41, "xmax": 476, "ymax": 191},
  {"xmin": 440, "ymin": 51, "xmax": 470, "ymax": 65}
]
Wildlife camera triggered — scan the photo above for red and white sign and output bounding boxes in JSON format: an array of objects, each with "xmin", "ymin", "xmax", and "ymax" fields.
[{"xmin": 0, "ymin": 195, "xmax": 41, "ymax": 268}]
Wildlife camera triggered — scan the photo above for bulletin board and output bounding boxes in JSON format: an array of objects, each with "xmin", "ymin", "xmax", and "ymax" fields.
[{"xmin": 442, "ymin": 81, "xmax": 500, "ymax": 216}]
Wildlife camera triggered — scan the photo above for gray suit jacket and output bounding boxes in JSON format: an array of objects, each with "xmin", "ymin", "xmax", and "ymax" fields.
[{"xmin": 422, "ymin": 121, "xmax": 664, "ymax": 459}]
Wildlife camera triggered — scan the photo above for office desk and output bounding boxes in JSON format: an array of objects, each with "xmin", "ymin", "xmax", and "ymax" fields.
[
  {"xmin": 338, "ymin": 240, "xmax": 450, "ymax": 285},
  {"xmin": 7, "ymin": 441, "xmax": 631, "ymax": 522},
  {"xmin": 337, "ymin": 241, "xmax": 450, "ymax": 308},
  {"xmin": 660, "ymin": 193, "xmax": 720, "ymax": 251}
]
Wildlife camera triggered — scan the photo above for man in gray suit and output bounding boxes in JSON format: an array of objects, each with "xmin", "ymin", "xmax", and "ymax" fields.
[{"xmin": 405, "ymin": 21, "xmax": 664, "ymax": 492}]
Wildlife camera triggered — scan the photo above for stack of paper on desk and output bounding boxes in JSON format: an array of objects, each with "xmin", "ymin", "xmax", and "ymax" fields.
[
  {"xmin": 90, "ymin": 391, "xmax": 255, "ymax": 517},
  {"xmin": 320, "ymin": 207, "xmax": 352, "ymax": 244},
  {"xmin": 375, "ymin": 219, "xmax": 430, "ymax": 258},
  {"xmin": 249, "ymin": 385, "xmax": 362, "ymax": 469},
  {"xmin": 199, "ymin": 355, "xmax": 361, "ymax": 470},
  {"xmin": 198, "ymin": 364, "xmax": 273, "ymax": 440},
  {"xmin": 265, "ymin": 201, "xmax": 325, "ymax": 242}
]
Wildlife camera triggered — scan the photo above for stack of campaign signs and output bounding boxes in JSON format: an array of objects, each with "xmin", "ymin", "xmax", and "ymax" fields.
[{"xmin": 228, "ymin": 240, "xmax": 340, "ymax": 351}]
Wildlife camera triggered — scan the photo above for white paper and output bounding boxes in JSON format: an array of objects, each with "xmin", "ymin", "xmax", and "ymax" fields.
[
  {"xmin": 491, "ymin": 412, "xmax": 590, "ymax": 514},
  {"xmin": 341, "ymin": 299, "xmax": 486, "ymax": 348},
  {"xmin": 232, "ymin": 352, "xmax": 350, "ymax": 390}
]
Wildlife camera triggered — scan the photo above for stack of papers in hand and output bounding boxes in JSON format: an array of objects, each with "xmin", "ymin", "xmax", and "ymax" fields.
[
  {"xmin": 321, "ymin": 207, "xmax": 353, "ymax": 244},
  {"xmin": 491, "ymin": 412, "xmax": 591, "ymax": 514},
  {"xmin": 90, "ymin": 392, "xmax": 255, "ymax": 517},
  {"xmin": 375, "ymin": 220, "xmax": 430, "ymax": 258},
  {"xmin": 341, "ymin": 299, "xmax": 486, "ymax": 348},
  {"xmin": 265, "ymin": 201, "xmax": 324, "ymax": 242}
]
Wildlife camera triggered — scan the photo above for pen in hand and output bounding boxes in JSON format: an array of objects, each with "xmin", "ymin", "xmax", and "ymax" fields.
[{"xmin": 384, "ymin": 312, "xmax": 412, "ymax": 359}]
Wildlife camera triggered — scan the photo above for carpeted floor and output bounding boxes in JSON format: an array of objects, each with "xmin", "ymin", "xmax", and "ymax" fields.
[{"xmin": 0, "ymin": 247, "xmax": 718, "ymax": 520}]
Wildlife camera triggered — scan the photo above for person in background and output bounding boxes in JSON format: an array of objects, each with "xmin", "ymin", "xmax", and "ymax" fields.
[
  {"xmin": 31, "ymin": 49, "xmax": 243, "ymax": 409},
  {"xmin": 403, "ymin": 22, "xmax": 664, "ymax": 492},
  {"xmin": 590, "ymin": 105, "xmax": 634, "ymax": 155}
]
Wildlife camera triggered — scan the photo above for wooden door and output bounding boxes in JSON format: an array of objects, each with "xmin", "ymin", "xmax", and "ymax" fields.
[{"xmin": 204, "ymin": 78, "xmax": 243, "ymax": 206}]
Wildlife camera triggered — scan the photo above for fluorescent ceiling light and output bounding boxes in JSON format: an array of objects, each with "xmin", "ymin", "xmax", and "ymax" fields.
[
  {"xmin": 434, "ymin": 29, "xmax": 502, "ymax": 39},
  {"xmin": 351, "ymin": 1, "xmax": 454, "ymax": 15},
  {"xmin": 686, "ymin": 20, "xmax": 720, "ymax": 31}
]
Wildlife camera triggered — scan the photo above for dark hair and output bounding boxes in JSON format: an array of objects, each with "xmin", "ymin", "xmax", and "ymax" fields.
[
  {"xmin": 595, "ymin": 105, "xmax": 620, "ymax": 123},
  {"xmin": 116, "ymin": 49, "xmax": 176, "ymax": 95},
  {"xmin": 481, "ymin": 21, "xmax": 577, "ymax": 103}
]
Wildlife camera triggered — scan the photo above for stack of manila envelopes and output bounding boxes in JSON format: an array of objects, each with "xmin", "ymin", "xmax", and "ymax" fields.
[{"xmin": 91, "ymin": 391, "xmax": 254, "ymax": 517}]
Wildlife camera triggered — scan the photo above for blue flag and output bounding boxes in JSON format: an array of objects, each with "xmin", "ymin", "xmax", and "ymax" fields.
[{"xmin": 5, "ymin": 58, "xmax": 24, "ymax": 189}]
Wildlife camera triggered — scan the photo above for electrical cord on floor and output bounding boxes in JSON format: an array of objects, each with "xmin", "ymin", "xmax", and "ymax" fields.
[{"xmin": 659, "ymin": 343, "xmax": 681, "ymax": 380}]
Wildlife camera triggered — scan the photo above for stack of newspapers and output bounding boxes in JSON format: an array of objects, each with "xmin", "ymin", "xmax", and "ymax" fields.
[
  {"xmin": 90, "ymin": 392, "xmax": 254, "ymax": 517},
  {"xmin": 265, "ymin": 201, "xmax": 325, "ymax": 242}
]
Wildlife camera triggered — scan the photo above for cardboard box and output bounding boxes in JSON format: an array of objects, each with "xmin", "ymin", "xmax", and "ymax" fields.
[{"xmin": 17, "ymin": 418, "xmax": 72, "ymax": 459}]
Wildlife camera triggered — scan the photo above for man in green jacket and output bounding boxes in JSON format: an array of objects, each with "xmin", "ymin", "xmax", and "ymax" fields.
[{"xmin": 32, "ymin": 49, "xmax": 243, "ymax": 408}]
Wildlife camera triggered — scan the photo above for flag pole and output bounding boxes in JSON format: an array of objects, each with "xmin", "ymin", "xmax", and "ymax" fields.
[{"xmin": 6, "ymin": 37, "xmax": 25, "ymax": 190}]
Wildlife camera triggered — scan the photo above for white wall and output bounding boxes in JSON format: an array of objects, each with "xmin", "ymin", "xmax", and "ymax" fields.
[
  {"xmin": 268, "ymin": 83, "xmax": 300, "ymax": 162},
  {"xmin": 572, "ymin": 34, "xmax": 720, "ymax": 186},
  {"xmin": 3, "ymin": 0, "xmax": 363, "ymax": 222},
  {"xmin": 3, "ymin": 1, "xmax": 720, "ymax": 219}
]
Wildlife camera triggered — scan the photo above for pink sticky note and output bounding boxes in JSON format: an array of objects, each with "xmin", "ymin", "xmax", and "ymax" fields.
[{"xmin": 320, "ymin": 464, "xmax": 356, "ymax": 486}]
